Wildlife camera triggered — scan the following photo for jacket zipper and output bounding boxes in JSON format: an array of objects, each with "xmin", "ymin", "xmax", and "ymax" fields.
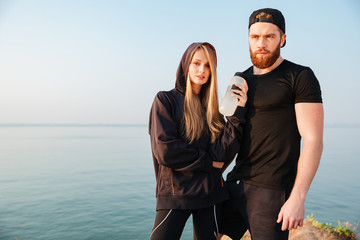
[
  {"xmin": 220, "ymin": 176, "xmax": 224, "ymax": 187},
  {"xmin": 169, "ymin": 168, "xmax": 175, "ymax": 196}
]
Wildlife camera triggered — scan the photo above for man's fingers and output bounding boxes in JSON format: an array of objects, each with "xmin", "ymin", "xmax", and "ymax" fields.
[
  {"xmin": 282, "ymin": 218, "xmax": 304, "ymax": 231},
  {"xmin": 277, "ymin": 208, "xmax": 283, "ymax": 223},
  {"xmin": 292, "ymin": 219, "xmax": 304, "ymax": 230},
  {"xmin": 281, "ymin": 219, "xmax": 289, "ymax": 231},
  {"xmin": 289, "ymin": 219, "xmax": 296, "ymax": 230},
  {"xmin": 279, "ymin": 209, "xmax": 289, "ymax": 231},
  {"xmin": 299, "ymin": 219, "xmax": 304, "ymax": 227}
]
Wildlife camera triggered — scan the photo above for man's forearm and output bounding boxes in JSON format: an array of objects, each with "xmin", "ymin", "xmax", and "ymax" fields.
[{"xmin": 290, "ymin": 140, "xmax": 323, "ymax": 201}]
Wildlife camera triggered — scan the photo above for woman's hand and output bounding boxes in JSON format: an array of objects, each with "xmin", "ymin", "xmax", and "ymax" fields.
[
  {"xmin": 231, "ymin": 80, "xmax": 248, "ymax": 107},
  {"xmin": 213, "ymin": 161, "xmax": 224, "ymax": 169}
]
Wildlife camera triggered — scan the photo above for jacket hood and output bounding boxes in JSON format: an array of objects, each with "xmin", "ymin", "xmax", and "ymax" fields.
[{"xmin": 175, "ymin": 42, "xmax": 216, "ymax": 94}]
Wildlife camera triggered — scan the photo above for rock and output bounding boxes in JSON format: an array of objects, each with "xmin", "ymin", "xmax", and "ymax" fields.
[
  {"xmin": 289, "ymin": 220, "xmax": 345, "ymax": 240},
  {"xmin": 218, "ymin": 220, "xmax": 352, "ymax": 240}
]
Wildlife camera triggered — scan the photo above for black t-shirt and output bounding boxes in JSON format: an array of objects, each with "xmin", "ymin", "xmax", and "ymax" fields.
[{"xmin": 228, "ymin": 60, "xmax": 322, "ymax": 190}]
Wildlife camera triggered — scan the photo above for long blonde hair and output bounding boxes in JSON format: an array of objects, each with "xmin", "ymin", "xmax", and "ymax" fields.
[{"xmin": 183, "ymin": 44, "xmax": 225, "ymax": 143}]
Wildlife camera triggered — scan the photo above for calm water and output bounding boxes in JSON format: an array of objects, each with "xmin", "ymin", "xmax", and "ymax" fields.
[{"xmin": 0, "ymin": 125, "xmax": 359, "ymax": 239}]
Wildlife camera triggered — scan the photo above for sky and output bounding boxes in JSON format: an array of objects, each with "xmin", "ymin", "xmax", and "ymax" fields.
[{"xmin": 0, "ymin": 0, "xmax": 359, "ymax": 125}]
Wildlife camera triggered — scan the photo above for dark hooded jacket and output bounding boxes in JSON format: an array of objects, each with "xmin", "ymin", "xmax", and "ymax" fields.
[{"xmin": 148, "ymin": 42, "xmax": 246, "ymax": 210}]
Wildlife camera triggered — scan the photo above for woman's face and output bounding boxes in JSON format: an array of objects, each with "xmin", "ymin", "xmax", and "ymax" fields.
[{"xmin": 188, "ymin": 49, "xmax": 211, "ymax": 94}]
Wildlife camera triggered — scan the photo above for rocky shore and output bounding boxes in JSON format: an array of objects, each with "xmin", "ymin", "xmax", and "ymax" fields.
[{"xmin": 219, "ymin": 219, "xmax": 358, "ymax": 240}]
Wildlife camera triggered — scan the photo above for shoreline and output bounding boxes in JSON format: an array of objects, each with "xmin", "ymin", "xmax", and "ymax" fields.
[{"xmin": 220, "ymin": 216, "xmax": 359, "ymax": 240}]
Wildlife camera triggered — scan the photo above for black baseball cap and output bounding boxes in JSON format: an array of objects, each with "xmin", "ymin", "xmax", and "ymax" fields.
[{"xmin": 249, "ymin": 8, "xmax": 286, "ymax": 47}]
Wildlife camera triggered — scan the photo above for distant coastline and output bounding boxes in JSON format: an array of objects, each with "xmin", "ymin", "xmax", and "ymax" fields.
[
  {"xmin": 0, "ymin": 123, "xmax": 147, "ymax": 128},
  {"xmin": 325, "ymin": 123, "xmax": 360, "ymax": 128},
  {"xmin": 0, "ymin": 123, "xmax": 359, "ymax": 128}
]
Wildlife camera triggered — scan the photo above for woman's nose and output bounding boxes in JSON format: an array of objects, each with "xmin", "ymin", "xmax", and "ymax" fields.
[{"xmin": 198, "ymin": 65, "xmax": 205, "ymax": 73}]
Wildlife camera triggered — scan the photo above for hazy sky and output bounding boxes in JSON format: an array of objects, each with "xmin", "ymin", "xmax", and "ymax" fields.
[{"xmin": 1, "ymin": 0, "xmax": 359, "ymax": 125}]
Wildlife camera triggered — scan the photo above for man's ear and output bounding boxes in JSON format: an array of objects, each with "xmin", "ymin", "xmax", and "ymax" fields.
[{"xmin": 280, "ymin": 34, "xmax": 287, "ymax": 47}]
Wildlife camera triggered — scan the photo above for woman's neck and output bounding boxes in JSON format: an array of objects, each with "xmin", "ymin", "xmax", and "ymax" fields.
[{"xmin": 191, "ymin": 84, "xmax": 202, "ymax": 95}]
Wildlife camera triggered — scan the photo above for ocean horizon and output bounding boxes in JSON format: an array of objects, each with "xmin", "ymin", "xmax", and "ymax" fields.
[
  {"xmin": 0, "ymin": 124, "xmax": 359, "ymax": 239},
  {"xmin": 1, "ymin": 123, "xmax": 360, "ymax": 127}
]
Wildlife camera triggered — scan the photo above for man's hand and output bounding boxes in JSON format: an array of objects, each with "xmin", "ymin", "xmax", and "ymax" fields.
[{"xmin": 277, "ymin": 196, "xmax": 305, "ymax": 231}]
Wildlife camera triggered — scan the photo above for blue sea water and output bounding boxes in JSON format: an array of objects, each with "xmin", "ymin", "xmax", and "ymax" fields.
[{"xmin": 0, "ymin": 125, "xmax": 359, "ymax": 240}]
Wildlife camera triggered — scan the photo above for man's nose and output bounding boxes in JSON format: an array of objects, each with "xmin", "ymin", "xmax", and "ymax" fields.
[{"xmin": 257, "ymin": 37, "xmax": 266, "ymax": 49}]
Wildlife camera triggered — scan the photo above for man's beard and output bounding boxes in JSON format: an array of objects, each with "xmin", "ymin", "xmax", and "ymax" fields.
[{"xmin": 250, "ymin": 43, "xmax": 281, "ymax": 69}]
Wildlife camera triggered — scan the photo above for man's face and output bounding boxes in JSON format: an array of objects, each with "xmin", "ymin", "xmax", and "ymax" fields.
[{"xmin": 248, "ymin": 22, "xmax": 285, "ymax": 69}]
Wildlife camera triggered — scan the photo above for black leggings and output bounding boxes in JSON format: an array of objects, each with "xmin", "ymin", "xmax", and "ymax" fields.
[{"xmin": 149, "ymin": 205, "xmax": 221, "ymax": 240}]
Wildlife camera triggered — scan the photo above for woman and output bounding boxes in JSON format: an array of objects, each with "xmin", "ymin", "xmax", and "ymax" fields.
[{"xmin": 148, "ymin": 42, "xmax": 248, "ymax": 240}]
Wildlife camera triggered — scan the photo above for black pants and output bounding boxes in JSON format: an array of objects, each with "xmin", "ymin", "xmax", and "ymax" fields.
[
  {"xmin": 150, "ymin": 205, "xmax": 221, "ymax": 240},
  {"xmin": 219, "ymin": 181, "xmax": 290, "ymax": 240}
]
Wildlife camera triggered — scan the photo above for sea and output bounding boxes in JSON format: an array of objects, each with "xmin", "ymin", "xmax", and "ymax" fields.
[{"xmin": 0, "ymin": 124, "xmax": 359, "ymax": 240}]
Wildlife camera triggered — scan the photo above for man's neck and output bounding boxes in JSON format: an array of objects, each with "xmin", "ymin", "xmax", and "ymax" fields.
[{"xmin": 253, "ymin": 56, "xmax": 284, "ymax": 75}]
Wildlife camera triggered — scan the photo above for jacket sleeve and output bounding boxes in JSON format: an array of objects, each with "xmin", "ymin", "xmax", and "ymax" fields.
[
  {"xmin": 208, "ymin": 107, "xmax": 246, "ymax": 169},
  {"xmin": 149, "ymin": 92, "xmax": 213, "ymax": 172}
]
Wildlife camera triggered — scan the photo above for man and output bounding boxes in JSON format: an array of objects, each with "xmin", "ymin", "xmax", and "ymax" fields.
[{"xmin": 219, "ymin": 8, "xmax": 324, "ymax": 240}]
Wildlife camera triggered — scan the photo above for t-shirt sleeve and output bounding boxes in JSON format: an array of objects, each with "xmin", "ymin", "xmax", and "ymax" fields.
[{"xmin": 294, "ymin": 67, "xmax": 322, "ymax": 103}]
